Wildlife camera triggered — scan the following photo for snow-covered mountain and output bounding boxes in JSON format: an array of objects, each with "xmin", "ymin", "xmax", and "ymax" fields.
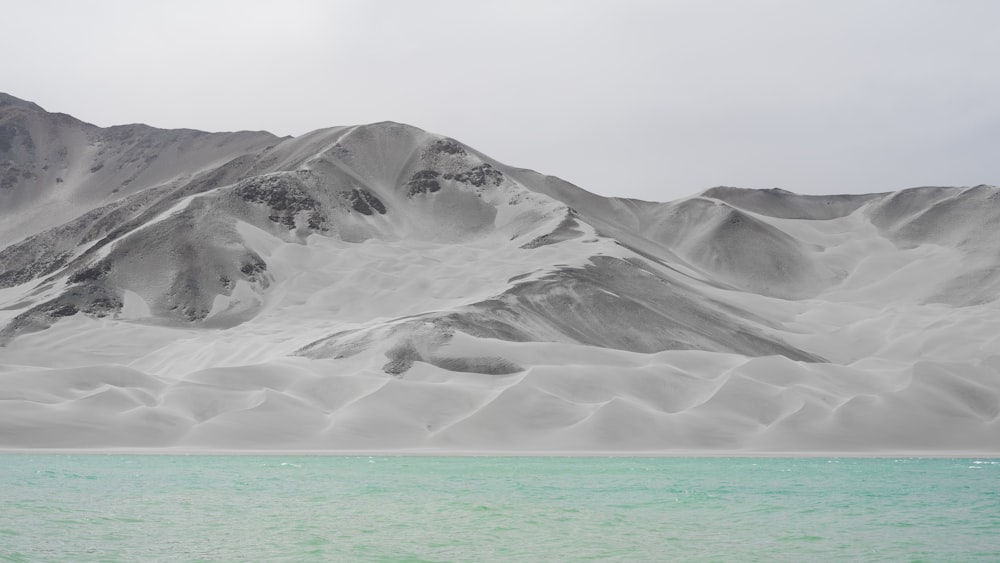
[{"xmin": 1, "ymin": 93, "xmax": 997, "ymax": 452}]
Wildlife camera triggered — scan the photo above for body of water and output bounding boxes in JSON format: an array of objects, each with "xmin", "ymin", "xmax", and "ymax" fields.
[{"xmin": 0, "ymin": 455, "xmax": 997, "ymax": 561}]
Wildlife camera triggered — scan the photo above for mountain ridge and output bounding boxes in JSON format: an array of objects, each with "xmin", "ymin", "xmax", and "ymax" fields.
[{"xmin": 0, "ymin": 95, "xmax": 996, "ymax": 452}]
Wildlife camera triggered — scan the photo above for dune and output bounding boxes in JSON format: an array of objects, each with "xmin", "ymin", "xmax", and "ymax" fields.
[{"xmin": 0, "ymin": 92, "xmax": 997, "ymax": 453}]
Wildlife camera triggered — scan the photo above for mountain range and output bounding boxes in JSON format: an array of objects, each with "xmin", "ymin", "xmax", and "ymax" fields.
[{"xmin": 1, "ymin": 93, "xmax": 997, "ymax": 452}]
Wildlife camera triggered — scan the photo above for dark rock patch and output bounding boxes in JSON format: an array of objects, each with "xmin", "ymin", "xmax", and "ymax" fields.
[
  {"xmin": 235, "ymin": 174, "xmax": 320, "ymax": 227},
  {"xmin": 166, "ymin": 302, "xmax": 210, "ymax": 323},
  {"xmin": 444, "ymin": 163, "xmax": 503, "ymax": 188},
  {"xmin": 383, "ymin": 341, "xmax": 421, "ymax": 377},
  {"xmin": 268, "ymin": 214, "xmax": 297, "ymax": 229},
  {"xmin": 380, "ymin": 337, "xmax": 524, "ymax": 376},
  {"xmin": 306, "ymin": 211, "xmax": 329, "ymax": 231},
  {"xmin": 67, "ymin": 260, "xmax": 112, "ymax": 284},
  {"xmin": 239, "ymin": 256, "xmax": 268, "ymax": 282},
  {"xmin": 430, "ymin": 138, "xmax": 466, "ymax": 156},
  {"xmin": 342, "ymin": 188, "xmax": 386, "ymax": 215},
  {"xmin": 405, "ymin": 170, "xmax": 441, "ymax": 197},
  {"xmin": 1, "ymin": 285, "xmax": 124, "ymax": 338},
  {"xmin": 48, "ymin": 303, "xmax": 79, "ymax": 317},
  {"xmin": 84, "ymin": 296, "xmax": 122, "ymax": 318},
  {"xmin": 0, "ymin": 251, "xmax": 71, "ymax": 288},
  {"xmin": 431, "ymin": 356, "xmax": 524, "ymax": 375}
]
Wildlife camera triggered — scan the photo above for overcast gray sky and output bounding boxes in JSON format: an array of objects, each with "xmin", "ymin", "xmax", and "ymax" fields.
[{"xmin": 4, "ymin": 0, "xmax": 998, "ymax": 201}]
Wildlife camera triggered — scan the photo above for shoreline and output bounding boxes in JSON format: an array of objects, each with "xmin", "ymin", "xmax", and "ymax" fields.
[{"xmin": 1, "ymin": 447, "xmax": 997, "ymax": 458}]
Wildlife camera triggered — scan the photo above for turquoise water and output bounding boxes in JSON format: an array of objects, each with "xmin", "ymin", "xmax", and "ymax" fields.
[{"xmin": 0, "ymin": 456, "xmax": 997, "ymax": 562}]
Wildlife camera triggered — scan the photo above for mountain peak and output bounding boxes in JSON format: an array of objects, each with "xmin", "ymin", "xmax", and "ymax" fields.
[{"xmin": 0, "ymin": 93, "xmax": 44, "ymax": 112}]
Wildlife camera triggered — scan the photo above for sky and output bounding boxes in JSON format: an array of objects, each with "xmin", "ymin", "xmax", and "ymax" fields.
[{"xmin": 3, "ymin": 0, "xmax": 999, "ymax": 202}]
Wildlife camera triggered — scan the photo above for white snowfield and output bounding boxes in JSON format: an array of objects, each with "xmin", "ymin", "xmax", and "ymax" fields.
[{"xmin": 0, "ymin": 93, "xmax": 997, "ymax": 453}]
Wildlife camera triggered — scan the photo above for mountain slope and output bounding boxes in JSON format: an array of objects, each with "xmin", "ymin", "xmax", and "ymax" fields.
[
  {"xmin": 0, "ymin": 95, "xmax": 997, "ymax": 452},
  {"xmin": 0, "ymin": 93, "xmax": 279, "ymax": 244}
]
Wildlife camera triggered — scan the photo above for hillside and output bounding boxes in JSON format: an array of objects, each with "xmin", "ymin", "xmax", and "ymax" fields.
[{"xmin": 0, "ymin": 94, "xmax": 997, "ymax": 452}]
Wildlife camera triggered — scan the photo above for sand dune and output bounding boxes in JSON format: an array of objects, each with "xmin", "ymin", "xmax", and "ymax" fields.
[{"xmin": 0, "ymin": 93, "xmax": 997, "ymax": 453}]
